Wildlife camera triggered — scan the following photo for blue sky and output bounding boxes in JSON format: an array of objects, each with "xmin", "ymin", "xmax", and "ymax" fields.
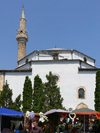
[{"xmin": 0, "ymin": 0, "xmax": 100, "ymax": 69}]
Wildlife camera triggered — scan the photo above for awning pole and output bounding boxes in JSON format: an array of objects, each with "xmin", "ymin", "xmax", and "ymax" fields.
[{"xmin": 84, "ymin": 115, "xmax": 85, "ymax": 133}]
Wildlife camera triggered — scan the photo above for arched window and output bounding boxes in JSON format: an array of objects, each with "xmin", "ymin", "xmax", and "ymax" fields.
[
  {"xmin": 78, "ymin": 88, "xmax": 85, "ymax": 99},
  {"xmin": 55, "ymin": 76, "xmax": 59, "ymax": 83},
  {"xmin": 53, "ymin": 74, "xmax": 60, "ymax": 83}
]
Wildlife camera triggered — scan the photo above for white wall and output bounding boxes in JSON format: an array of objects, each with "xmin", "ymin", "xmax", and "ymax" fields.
[
  {"xmin": 77, "ymin": 71, "xmax": 96, "ymax": 109},
  {"xmin": 73, "ymin": 51, "xmax": 95, "ymax": 66},
  {"xmin": 30, "ymin": 61, "xmax": 96, "ymax": 110},
  {"xmin": 37, "ymin": 54, "xmax": 53, "ymax": 60},
  {"xmin": 59, "ymin": 52, "xmax": 72, "ymax": 60},
  {"xmin": 5, "ymin": 72, "xmax": 32, "ymax": 101},
  {"xmin": 18, "ymin": 53, "xmax": 53, "ymax": 67},
  {"xmin": 81, "ymin": 62, "xmax": 94, "ymax": 68},
  {"xmin": 18, "ymin": 50, "xmax": 95, "ymax": 70},
  {"xmin": 18, "ymin": 52, "xmax": 37, "ymax": 67},
  {"xmin": 4, "ymin": 60, "xmax": 96, "ymax": 110},
  {"xmin": 17, "ymin": 63, "xmax": 31, "ymax": 70}
]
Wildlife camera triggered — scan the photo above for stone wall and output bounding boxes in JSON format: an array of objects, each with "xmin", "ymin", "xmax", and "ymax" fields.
[{"xmin": 17, "ymin": 40, "xmax": 26, "ymax": 61}]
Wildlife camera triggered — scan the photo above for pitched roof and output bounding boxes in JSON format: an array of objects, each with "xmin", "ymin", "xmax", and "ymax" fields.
[{"xmin": 17, "ymin": 49, "xmax": 95, "ymax": 63}]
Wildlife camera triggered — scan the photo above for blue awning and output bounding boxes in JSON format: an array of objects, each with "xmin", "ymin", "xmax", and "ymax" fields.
[{"xmin": 0, "ymin": 107, "xmax": 24, "ymax": 117}]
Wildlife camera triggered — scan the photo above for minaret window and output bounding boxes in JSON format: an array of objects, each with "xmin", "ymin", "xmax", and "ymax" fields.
[{"xmin": 20, "ymin": 30, "xmax": 23, "ymax": 33}]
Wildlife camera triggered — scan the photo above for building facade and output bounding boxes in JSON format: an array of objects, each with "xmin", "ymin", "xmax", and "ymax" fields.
[{"xmin": 0, "ymin": 8, "xmax": 99, "ymax": 110}]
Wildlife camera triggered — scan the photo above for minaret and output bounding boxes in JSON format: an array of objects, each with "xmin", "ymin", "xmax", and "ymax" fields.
[{"xmin": 16, "ymin": 6, "xmax": 28, "ymax": 62}]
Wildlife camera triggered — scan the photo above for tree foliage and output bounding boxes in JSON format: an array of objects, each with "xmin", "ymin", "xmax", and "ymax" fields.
[
  {"xmin": 43, "ymin": 72, "xmax": 64, "ymax": 112},
  {"xmin": 95, "ymin": 70, "xmax": 100, "ymax": 111},
  {"xmin": 22, "ymin": 76, "xmax": 33, "ymax": 112},
  {"xmin": 0, "ymin": 72, "xmax": 64, "ymax": 113},
  {"xmin": 12, "ymin": 94, "xmax": 22, "ymax": 111},
  {"xmin": 33, "ymin": 72, "xmax": 64, "ymax": 113},
  {"xmin": 32, "ymin": 75, "xmax": 45, "ymax": 113},
  {"xmin": 0, "ymin": 81, "xmax": 13, "ymax": 109}
]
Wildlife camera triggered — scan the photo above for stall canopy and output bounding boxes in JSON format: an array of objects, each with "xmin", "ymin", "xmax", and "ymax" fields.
[
  {"xmin": 0, "ymin": 107, "xmax": 24, "ymax": 117},
  {"xmin": 44, "ymin": 109, "xmax": 68, "ymax": 116},
  {"xmin": 72, "ymin": 108, "xmax": 100, "ymax": 115},
  {"xmin": 44, "ymin": 109, "xmax": 69, "ymax": 133}
]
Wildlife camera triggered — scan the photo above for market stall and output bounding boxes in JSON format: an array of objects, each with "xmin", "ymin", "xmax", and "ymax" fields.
[
  {"xmin": 72, "ymin": 107, "xmax": 100, "ymax": 132},
  {"xmin": 44, "ymin": 109, "xmax": 69, "ymax": 133},
  {"xmin": 24, "ymin": 111, "xmax": 48, "ymax": 132},
  {"xmin": 0, "ymin": 107, "xmax": 24, "ymax": 133}
]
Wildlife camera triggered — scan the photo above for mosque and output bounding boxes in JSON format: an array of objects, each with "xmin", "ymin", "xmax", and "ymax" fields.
[{"xmin": 0, "ymin": 7, "xmax": 99, "ymax": 110}]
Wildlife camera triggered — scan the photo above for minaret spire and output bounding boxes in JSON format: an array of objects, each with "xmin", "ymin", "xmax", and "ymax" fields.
[
  {"xmin": 16, "ymin": 6, "xmax": 28, "ymax": 64},
  {"xmin": 21, "ymin": 5, "xmax": 25, "ymax": 19}
]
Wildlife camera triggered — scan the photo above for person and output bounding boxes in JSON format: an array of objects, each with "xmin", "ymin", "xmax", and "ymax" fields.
[
  {"xmin": 16, "ymin": 124, "xmax": 23, "ymax": 133},
  {"xmin": 30, "ymin": 120, "xmax": 43, "ymax": 133}
]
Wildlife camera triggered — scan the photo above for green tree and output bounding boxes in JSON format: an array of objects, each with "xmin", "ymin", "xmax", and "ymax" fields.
[
  {"xmin": 33, "ymin": 75, "xmax": 45, "ymax": 113},
  {"xmin": 44, "ymin": 72, "xmax": 64, "ymax": 112},
  {"xmin": 12, "ymin": 94, "xmax": 22, "ymax": 111},
  {"xmin": 0, "ymin": 81, "xmax": 13, "ymax": 109},
  {"xmin": 95, "ymin": 70, "xmax": 100, "ymax": 111},
  {"xmin": 22, "ymin": 76, "xmax": 32, "ymax": 112}
]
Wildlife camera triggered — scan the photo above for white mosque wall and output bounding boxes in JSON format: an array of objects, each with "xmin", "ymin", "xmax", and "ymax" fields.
[
  {"xmin": 4, "ymin": 72, "xmax": 32, "ymax": 101},
  {"xmin": 59, "ymin": 52, "xmax": 72, "ymax": 60},
  {"xmin": 4, "ymin": 60, "xmax": 96, "ymax": 110},
  {"xmin": 30, "ymin": 61, "xmax": 96, "ymax": 110},
  {"xmin": 18, "ymin": 50, "xmax": 95, "ymax": 70},
  {"xmin": 18, "ymin": 53, "xmax": 53, "ymax": 67},
  {"xmin": 37, "ymin": 54, "xmax": 53, "ymax": 60},
  {"xmin": 86, "ymin": 57, "xmax": 95, "ymax": 66},
  {"xmin": 18, "ymin": 52, "xmax": 36, "ymax": 67},
  {"xmin": 81, "ymin": 62, "xmax": 94, "ymax": 68},
  {"xmin": 77, "ymin": 71, "xmax": 96, "ymax": 109},
  {"xmin": 17, "ymin": 63, "xmax": 31, "ymax": 70},
  {"xmin": 73, "ymin": 51, "xmax": 95, "ymax": 66}
]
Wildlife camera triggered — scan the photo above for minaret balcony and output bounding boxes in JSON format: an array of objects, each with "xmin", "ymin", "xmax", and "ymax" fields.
[{"xmin": 16, "ymin": 33, "xmax": 28, "ymax": 42}]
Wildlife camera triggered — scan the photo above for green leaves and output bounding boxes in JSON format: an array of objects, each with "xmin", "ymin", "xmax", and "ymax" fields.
[
  {"xmin": 32, "ymin": 75, "xmax": 45, "ymax": 113},
  {"xmin": 0, "ymin": 73, "xmax": 64, "ymax": 113},
  {"xmin": 0, "ymin": 81, "xmax": 21, "ymax": 111},
  {"xmin": 95, "ymin": 70, "xmax": 100, "ymax": 112},
  {"xmin": 22, "ymin": 76, "xmax": 33, "ymax": 113},
  {"xmin": 0, "ymin": 81, "xmax": 13, "ymax": 109},
  {"xmin": 12, "ymin": 94, "xmax": 22, "ymax": 111},
  {"xmin": 43, "ymin": 72, "xmax": 64, "ymax": 112},
  {"xmin": 33, "ymin": 72, "xmax": 64, "ymax": 113}
]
